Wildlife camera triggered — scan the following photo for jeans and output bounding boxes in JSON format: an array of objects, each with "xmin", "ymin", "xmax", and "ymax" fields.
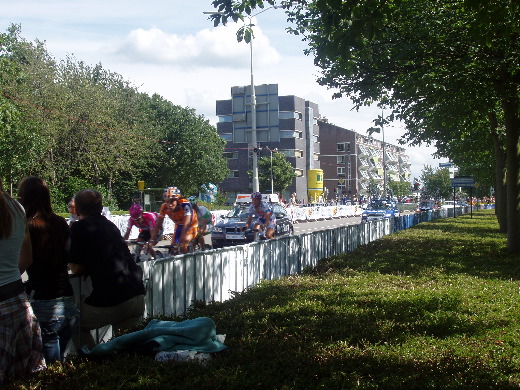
[{"xmin": 31, "ymin": 296, "xmax": 79, "ymax": 363}]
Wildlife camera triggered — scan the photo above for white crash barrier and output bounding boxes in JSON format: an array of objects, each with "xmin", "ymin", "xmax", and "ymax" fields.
[
  {"xmin": 136, "ymin": 206, "xmax": 479, "ymax": 318},
  {"xmin": 110, "ymin": 206, "xmax": 361, "ymax": 239},
  {"xmin": 69, "ymin": 206, "xmax": 479, "ymax": 346},
  {"xmin": 109, "ymin": 210, "xmax": 230, "ymax": 240},
  {"xmin": 140, "ymin": 216, "xmax": 398, "ymax": 318}
]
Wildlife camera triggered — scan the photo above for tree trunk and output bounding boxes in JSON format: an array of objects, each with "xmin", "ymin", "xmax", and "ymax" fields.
[
  {"xmin": 501, "ymin": 95, "xmax": 520, "ymax": 254},
  {"xmin": 488, "ymin": 113, "xmax": 507, "ymax": 232}
]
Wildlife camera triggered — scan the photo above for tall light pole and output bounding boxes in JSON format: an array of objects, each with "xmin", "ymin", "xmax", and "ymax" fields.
[
  {"xmin": 205, "ymin": 7, "xmax": 277, "ymax": 193},
  {"xmin": 381, "ymin": 109, "xmax": 386, "ymax": 199},
  {"xmin": 249, "ymin": 15, "xmax": 259, "ymax": 192},
  {"xmin": 267, "ymin": 147, "xmax": 278, "ymax": 194}
]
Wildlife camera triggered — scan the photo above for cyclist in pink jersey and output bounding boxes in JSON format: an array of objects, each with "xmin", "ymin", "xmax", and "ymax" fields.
[{"xmin": 123, "ymin": 204, "xmax": 161, "ymax": 258}]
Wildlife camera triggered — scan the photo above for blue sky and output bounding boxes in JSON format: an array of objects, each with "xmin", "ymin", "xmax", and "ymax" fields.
[{"xmin": 1, "ymin": 0, "xmax": 442, "ymax": 181}]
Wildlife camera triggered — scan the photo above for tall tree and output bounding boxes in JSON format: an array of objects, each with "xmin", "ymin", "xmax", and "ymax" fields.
[
  {"xmin": 420, "ymin": 166, "xmax": 452, "ymax": 200},
  {"xmin": 209, "ymin": 0, "xmax": 520, "ymax": 253},
  {"xmin": 1, "ymin": 24, "xmax": 228, "ymax": 210},
  {"xmin": 257, "ymin": 151, "xmax": 296, "ymax": 194},
  {"xmin": 0, "ymin": 97, "xmax": 43, "ymax": 193},
  {"xmin": 142, "ymin": 93, "xmax": 229, "ymax": 196}
]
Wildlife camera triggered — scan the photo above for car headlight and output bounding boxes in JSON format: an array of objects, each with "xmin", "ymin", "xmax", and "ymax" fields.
[{"xmin": 212, "ymin": 227, "xmax": 224, "ymax": 233}]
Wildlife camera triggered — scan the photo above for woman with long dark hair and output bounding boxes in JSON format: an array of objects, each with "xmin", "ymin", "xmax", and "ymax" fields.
[
  {"xmin": 18, "ymin": 176, "xmax": 79, "ymax": 363},
  {"xmin": 0, "ymin": 178, "xmax": 46, "ymax": 385}
]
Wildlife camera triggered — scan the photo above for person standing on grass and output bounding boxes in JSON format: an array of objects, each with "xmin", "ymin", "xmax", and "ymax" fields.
[
  {"xmin": 68, "ymin": 189, "xmax": 146, "ymax": 349},
  {"xmin": 0, "ymin": 179, "xmax": 46, "ymax": 385},
  {"xmin": 18, "ymin": 176, "xmax": 79, "ymax": 363}
]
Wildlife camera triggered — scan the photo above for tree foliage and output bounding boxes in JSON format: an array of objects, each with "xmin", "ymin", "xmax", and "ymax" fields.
[
  {"xmin": 388, "ymin": 179, "xmax": 410, "ymax": 199},
  {"xmin": 257, "ymin": 151, "xmax": 296, "ymax": 194},
  {"xmin": 209, "ymin": 0, "xmax": 520, "ymax": 253},
  {"xmin": 0, "ymin": 25, "xmax": 228, "ymax": 211},
  {"xmin": 420, "ymin": 166, "xmax": 452, "ymax": 200}
]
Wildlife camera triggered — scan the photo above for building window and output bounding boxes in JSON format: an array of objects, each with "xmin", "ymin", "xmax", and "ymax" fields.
[
  {"xmin": 280, "ymin": 130, "xmax": 300, "ymax": 139},
  {"xmin": 223, "ymin": 151, "xmax": 238, "ymax": 160},
  {"xmin": 228, "ymin": 170, "xmax": 239, "ymax": 178},
  {"xmin": 220, "ymin": 134, "xmax": 233, "ymax": 141},
  {"xmin": 218, "ymin": 115, "xmax": 232, "ymax": 122},
  {"xmin": 279, "ymin": 111, "xmax": 302, "ymax": 120},
  {"xmin": 337, "ymin": 167, "xmax": 346, "ymax": 176},
  {"xmin": 337, "ymin": 142, "xmax": 351, "ymax": 153},
  {"xmin": 337, "ymin": 155, "xmax": 346, "ymax": 164}
]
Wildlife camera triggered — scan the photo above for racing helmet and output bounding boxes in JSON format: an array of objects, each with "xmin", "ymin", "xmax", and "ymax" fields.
[
  {"xmin": 187, "ymin": 195, "xmax": 198, "ymax": 204},
  {"xmin": 251, "ymin": 192, "xmax": 262, "ymax": 199},
  {"xmin": 164, "ymin": 186, "xmax": 181, "ymax": 200},
  {"xmin": 129, "ymin": 203, "xmax": 143, "ymax": 219}
]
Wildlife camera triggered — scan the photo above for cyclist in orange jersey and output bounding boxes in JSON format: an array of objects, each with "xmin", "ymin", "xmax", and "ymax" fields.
[{"xmin": 150, "ymin": 187, "xmax": 198, "ymax": 254}]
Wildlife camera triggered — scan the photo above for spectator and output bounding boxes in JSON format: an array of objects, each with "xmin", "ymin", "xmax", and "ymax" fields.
[
  {"xmin": 67, "ymin": 197, "xmax": 77, "ymax": 225},
  {"xmin": 68, "ymin": 189, "xmax": 146, "ymax": 349},
  {"xmin": 18, "ymin": 176, "xmax": 79, "ymax": 363},
  {"xmin": 0, "ymin": 179, "xmax": 46, "ymax": 385}
]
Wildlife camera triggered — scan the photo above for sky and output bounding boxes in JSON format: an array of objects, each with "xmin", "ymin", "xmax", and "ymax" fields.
[{"xmin": 1, "ymin": 0, "xmax": 444, "ymax": 181}]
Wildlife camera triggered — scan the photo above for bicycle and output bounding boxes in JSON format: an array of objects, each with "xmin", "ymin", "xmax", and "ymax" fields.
[
  {"xmin": 248, "ymin": 226, "xmax": 267, "ymax": 242},
  {"xmin": 126, "ymin": 239, "xmax": 157, "ymax": 263}
]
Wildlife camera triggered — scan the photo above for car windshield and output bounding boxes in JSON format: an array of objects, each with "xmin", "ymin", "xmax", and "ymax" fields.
[
  {"xmin": 226, "ymin": 207, "xmax": 252, "ymax": 219},
  {"xmin": 367, "ymin": 201, "xmax": 393, "ymax": 210}
]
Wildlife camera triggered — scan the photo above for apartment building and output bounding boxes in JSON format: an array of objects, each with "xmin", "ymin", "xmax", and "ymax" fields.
[{"xmin": 215, "ymin": 83, "xmax": 411, "ymax": 202}]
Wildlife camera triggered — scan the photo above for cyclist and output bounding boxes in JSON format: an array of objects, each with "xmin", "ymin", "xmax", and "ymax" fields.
[
  {"xmin": 188, "ymin": 196, "xmax": 213, "ymax": 251},
  {"xmin": 241, "ymin": 192, "xmax": 276, "ymax": 239},
  {"xmin": 151, "ymin": 187, "xmax": 198, "ymax": 254},
  {"xmin": 123, "ymin": 203, "xmax": 160, "ymax": 260}
]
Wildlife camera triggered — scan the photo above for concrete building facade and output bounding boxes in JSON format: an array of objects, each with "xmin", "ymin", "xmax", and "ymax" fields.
[{"xmin": 216, "ymin": 83, "xmax": 411, "ymax": 202}]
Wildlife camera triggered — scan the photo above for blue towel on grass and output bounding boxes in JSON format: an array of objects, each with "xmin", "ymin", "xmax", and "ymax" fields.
[{"xmin": 83, "ymin": 317, "xmax": 227, "ymax": 357}]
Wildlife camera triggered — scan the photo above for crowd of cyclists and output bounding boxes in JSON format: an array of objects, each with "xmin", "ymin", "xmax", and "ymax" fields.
[
  {"xmin": 123, "ymin": 186, "xmax": 214, "ymax": 259},
  {"xmin": 121, "ymin": 188, "xmax": 277, "ymax": 260}
]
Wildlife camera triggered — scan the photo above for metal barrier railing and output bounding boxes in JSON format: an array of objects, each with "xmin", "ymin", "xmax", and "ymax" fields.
[{"xmin": 70, "ymin": 206, "xmax": 481, "ymax": 346}]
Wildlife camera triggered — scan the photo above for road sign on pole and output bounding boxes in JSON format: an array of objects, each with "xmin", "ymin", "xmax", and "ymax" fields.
[{"xmin": 451, "ymin": 176, "xmax": 475, "ymax": 187}]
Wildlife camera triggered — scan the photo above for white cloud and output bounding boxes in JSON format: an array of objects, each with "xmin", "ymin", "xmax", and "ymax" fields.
[{"xmin": 110, "ymin": 23, "xmax": 280, "ymax": 69}]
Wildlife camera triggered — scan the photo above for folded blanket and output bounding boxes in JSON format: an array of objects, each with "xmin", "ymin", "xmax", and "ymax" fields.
[{"xmin": 83, "ymin": 317, "xmax": 227, "ymax": 357}]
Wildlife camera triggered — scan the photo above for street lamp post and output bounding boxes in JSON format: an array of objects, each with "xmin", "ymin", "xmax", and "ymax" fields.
[
  {"xmin": 205, "ymin": 7, "xmax": 277, "ymax": 193},
  {"xmin": 249, "ymin": 17, "xmax": 259, "ymax": 192},
  {"xmin": 267, "ymin": 147, "xmax": 278, "ymax": 194},
  {"xmin": 381, "ymin": 109, "xmax": 386, "ymax": 199}
]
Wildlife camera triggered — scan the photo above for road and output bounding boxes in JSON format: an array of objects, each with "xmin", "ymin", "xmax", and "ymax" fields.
[
  {"xmin": 293, "ymin": 216, "xmax": 362, "ymax": 235},
  {"xmin": 198, "ymin": 215, "xmax": 362, "ymax": 248}
]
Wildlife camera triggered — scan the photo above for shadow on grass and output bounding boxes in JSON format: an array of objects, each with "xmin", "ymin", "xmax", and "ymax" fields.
[
  {"xmin": 7, "ymin": 210, "xmax": 520, "ymax": 390},
  {"xmin": 312, "ymin": 211, "xmax": 520, "ymax": 281}
]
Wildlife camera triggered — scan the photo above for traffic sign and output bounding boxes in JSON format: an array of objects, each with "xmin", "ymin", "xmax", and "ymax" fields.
[{"xmin": 451, "ymin": 176, "xmax": 475, "ymax": 187}]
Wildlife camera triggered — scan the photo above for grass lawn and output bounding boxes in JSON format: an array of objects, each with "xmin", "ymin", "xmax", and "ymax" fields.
[{"xmin": 6, "ymin": 210, "xmax": 520, "ymax": 389}]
